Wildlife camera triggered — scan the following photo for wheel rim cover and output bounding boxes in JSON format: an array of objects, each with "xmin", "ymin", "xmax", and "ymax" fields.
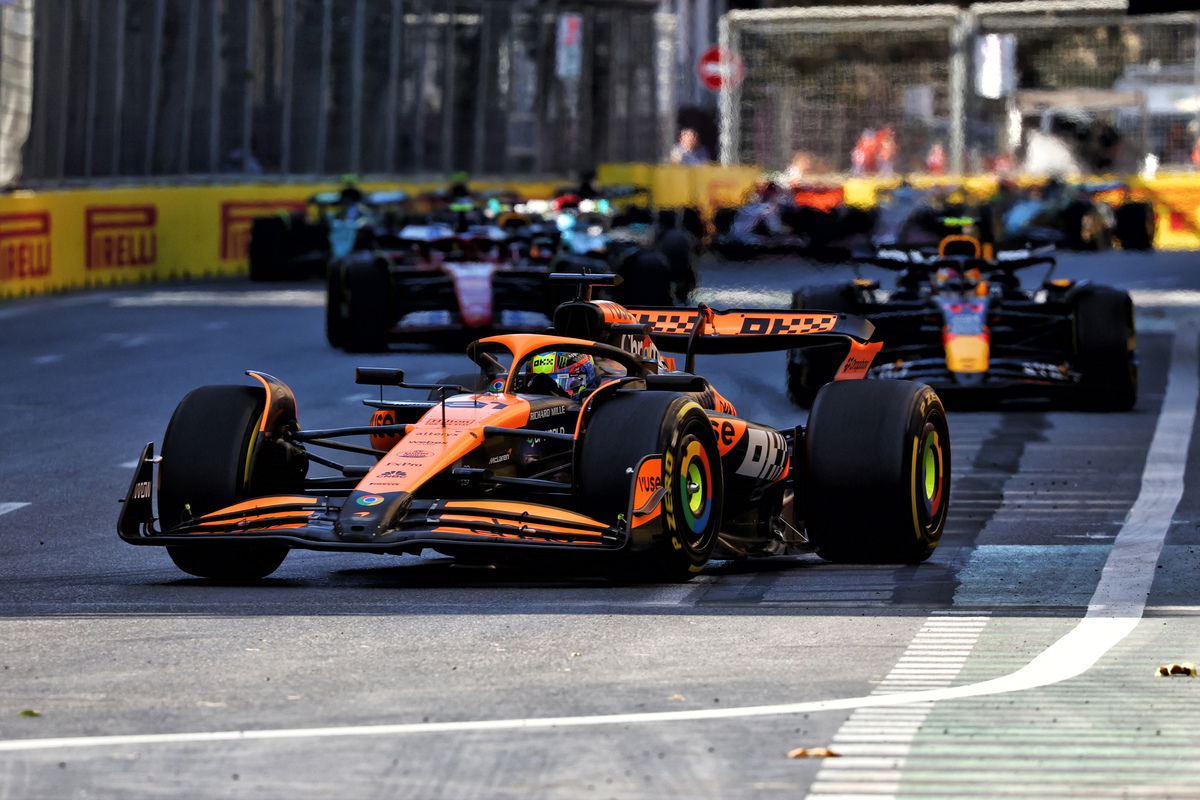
[
  {"xmin": 679, "ymin": 437, "xmax": 713, "ymax": 535},
  {"xmin": 920, "ymin": 427, "xmax": 944, "ymax": 521}
]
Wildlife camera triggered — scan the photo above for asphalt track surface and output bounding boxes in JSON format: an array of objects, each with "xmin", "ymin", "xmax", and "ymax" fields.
[{"xmin": 2, "ymin": 250, "xmax": 1200, "ymax": 799}]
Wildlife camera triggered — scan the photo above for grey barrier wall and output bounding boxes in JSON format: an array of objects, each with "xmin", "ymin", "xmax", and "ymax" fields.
[
  {"xmin": 720, "ymin": 1, "xmax": 1200, "ymax": 176},
  {"xmin": 22, "ymin": 0, "xmax": 669, "ymax": 183}
]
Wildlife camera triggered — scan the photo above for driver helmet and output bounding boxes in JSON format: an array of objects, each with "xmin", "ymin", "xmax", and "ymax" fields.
[
  {"xmin": 530, "ymin": 351, "xmax": 598, "ymax": 399},
  {"xmin": 934, "ymin": 266, "xmax": 962, "ymax": 289}
]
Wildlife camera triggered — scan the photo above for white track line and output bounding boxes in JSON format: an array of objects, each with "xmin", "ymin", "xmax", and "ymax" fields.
[
  {"xmin": 0, "ymin": 503, "xmax": 30, "ymax": 517},
  {"xmin": 0, "ymin": 321, "xmax": 1194, "ymax": 754}
]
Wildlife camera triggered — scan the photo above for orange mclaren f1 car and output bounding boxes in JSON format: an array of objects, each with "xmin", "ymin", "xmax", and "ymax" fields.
[{"xmin": 119, "ymin": 274, "xmax": 950, "ymax": 582}]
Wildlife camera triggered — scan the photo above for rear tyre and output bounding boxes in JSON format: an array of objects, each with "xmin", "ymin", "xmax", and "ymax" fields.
[
  {"xmin": 614, "ymin": 250, "xmax": 673, "ymax": 306},
  {"xmin": 657, "ymin": 228, "xmax": 696, "ymax": 304},
  {"xmin": 1115, "ymin": 202, "xmax": 1154, "ymax": 251},
  {"xmin": 805, "ymin": 380, "xmax": 949, "ymax": 563},
  {"xmin": 159, "ymin": 386, "xmax": 291, "ymax": 580},
  {"xmin": 248, "ymin": 217, "xmax": 287, "ymax": 281},
  {"xmin": 325, "ymin": 266, "xmax": 348, "ymax": 348},
  {"xmin": 786, "ymin": 285, "xmax": 855, "ymax": 408},
  {"xmin": 342, "ymin": 260, "xmax": 392, "ymax": 352},
  {"xmin": 1072, "ymin": 287, "xmax": 1137, "ymax": 411},
  {"xmin": 580, "ymin": 392, "xmax": 722, "ymax": 582}
]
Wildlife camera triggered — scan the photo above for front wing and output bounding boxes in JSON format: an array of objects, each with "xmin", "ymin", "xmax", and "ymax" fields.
[{"xmin": 119, "ymin": 444, "xmax": 656, "ymax": 556}]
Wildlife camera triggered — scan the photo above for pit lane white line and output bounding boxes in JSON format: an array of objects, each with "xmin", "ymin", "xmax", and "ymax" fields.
[
  {"xmin": 0, "ymin": 322, "xmax": 1194, "ymax": 754},
  {"xmin": 0, "ymin": 503, "xmax": 30, "ymax": 517}
]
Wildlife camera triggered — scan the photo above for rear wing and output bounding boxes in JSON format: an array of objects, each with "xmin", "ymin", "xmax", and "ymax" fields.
[
  {"xmin": 627, "ymin": 306, "xmax": 873, "ymax": 354},
  {"xmin": 868, "ymin": 242, "xmax": 1055, "ymax": 272},
  {"xmin": 626, "ymin": 305, "xmax": 880, "ymax": 378}
]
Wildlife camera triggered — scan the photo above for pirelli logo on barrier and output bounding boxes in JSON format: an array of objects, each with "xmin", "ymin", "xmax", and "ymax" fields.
[
  {"xmin": 220, "ymin": 201, "xmax": 305, "ymax": 261},
  {"xmin": 0, "ymin": 212, "xmax": 52, "ymax": 282},
  {"xmin": 85, "ymin": 206, "xmax": 158, "ymax": 270}
]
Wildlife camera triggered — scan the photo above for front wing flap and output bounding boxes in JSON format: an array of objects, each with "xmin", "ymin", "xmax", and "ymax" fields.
[{"xmin": 118, "ymin": 451, "xmax": 629, "ymax": 554}]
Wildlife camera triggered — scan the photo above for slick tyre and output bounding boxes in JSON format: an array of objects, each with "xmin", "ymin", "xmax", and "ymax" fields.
[
  {"xmin": 1072, "ymin": 287, "xmax": 1137, "ymax": 411},
  {"xmin": 805, "ymin": 380, "xmax": 949, "ymax": 564},
  {"xmin": 615, "ymin": 251, "xmax": 673, "ymax": 306},
  {"xmin": 248, "ymin": 217, "xmax": 288, "ymax": 281},
  {"xmin": 1115, "ymin": 202, "xmax": 1154, "ymax": 251},
  {"xmin": 787, "ymin": 285, "xmax": 855, "ymax": 408},
  {"xmin": 342, "ymin": 260, "xmax": 392, "ymax": 352},
  {"xmin": 159, "ymin": 385, "xmax": 290, "ymax": 580},
  {"xmin": 657, "ymin": 228, "xmax": 697, "ymax": 304},
  {"xmin": 325, "ymin": 266, "xmax": 348, "ymax": 348},
  {"xmin": 580, "ymin": 392, "xmax": 722, "ymax": 582}
]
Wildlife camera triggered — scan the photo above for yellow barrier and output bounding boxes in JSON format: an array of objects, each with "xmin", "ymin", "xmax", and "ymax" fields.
[
  {"xmin": 3, "ymin": 170, "xmax": 1199, "ymax": 299},
  {"xmin": 0, "ymin": 179, "xmax": 565, "ymax": 300}
]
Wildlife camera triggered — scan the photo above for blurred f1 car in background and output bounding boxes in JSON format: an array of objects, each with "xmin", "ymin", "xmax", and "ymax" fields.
[
  {"xmin": 988, "ymin": 179, "xmax": 1155, "ymax": 251},
  {"xmin": 120, "ymin": 274, "xmax": 950, "ymax": 582},
  {"xmin": 786, "ymin": 230, "xmax": 1137, "ymax": 410},
  {"xmin": 325, "ymin": 221, "xmax": 556, "ymax": 352},
  {"xmin": 550, "ymin": 186, "xmax": 698, "ymax": 305},
  {"xmin": 710, "ymin": 180, "xmax": 875, "ymax": 262},
  {"xmin": 248, "ymin": 185, "xmax": 413, "ymax": 281}
]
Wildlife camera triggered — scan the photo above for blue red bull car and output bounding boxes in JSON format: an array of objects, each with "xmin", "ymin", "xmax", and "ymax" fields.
[{"xmin": 786, "ymin": 233, "xmax": 1136, "ymax": 410}]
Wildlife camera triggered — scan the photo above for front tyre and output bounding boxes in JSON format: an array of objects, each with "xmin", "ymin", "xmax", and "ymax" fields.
[
  {"xmin": 805, "ymin": 380, "xmax": 949, "ymax": 563},
  {"xmin": 159, "ymin": 385, "xmax": 291, "ymax": 580},
  {"xmin": 580, "ymin": 392, "xmax": 722, "ymax": 581}
]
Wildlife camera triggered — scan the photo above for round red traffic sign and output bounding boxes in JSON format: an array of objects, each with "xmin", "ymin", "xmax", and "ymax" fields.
[{"xmin": 696, "ymin": 45, "xmax": 744, "ymax": 92}]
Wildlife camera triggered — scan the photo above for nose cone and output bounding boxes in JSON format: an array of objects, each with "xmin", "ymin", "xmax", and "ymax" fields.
[
  {"xmin": 945, "ymin": 334, "xmax": 989, "ymax": 373},
  {"xmin": 337, "ymin": 491, "xmax": 413, "ymax": 541}
]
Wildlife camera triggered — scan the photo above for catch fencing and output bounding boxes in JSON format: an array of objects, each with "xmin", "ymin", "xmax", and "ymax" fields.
[
  {"xmin": 22, "ymin": 0, "xmax": 670, "ymax": 184},
  {"xmin": 720, "ymin": 1, "xmax": 1200, "ymax": 177}
]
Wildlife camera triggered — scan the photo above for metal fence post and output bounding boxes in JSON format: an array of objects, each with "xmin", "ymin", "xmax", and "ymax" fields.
[
  {"xmin": 241, "ymin": 1, "xmax": 255, "ymax": 173},
  {"xmin": 315, "ymin": 0, "xmax": 331, "ymax": 174},
  {"xmin": 472, "ymin": 3, "xmax": 492, "ymax": 177},
  {"xmin": 207, "ymin": 1, "xmax": 220, "ymax": 173},
  {"xmin": 949, "ymin": 11, "xmax": 969, "ymax": 175},
  {"xmin": 412, "ymin": 0, "xmax": 430, "ymax": 174},
  {"xmin": 280, "ymin": 0, "xmax": 294, "ymax": 174},
  {"xmin": 384, "ymin": 0, "xmax": 403, "ymax": 173},
  {"xmin": 349, "ymin": 0, "xmax": 365, "ymax": 174},
  {"xmin": 110, "ymin": 0, "xmax": 125, "ymax": 174},
  {"xmin": 142, "ymin": 0, "xmax": 166, "ymax": 175},
  {"xmin": 717, "ymin": 12, "xmax": 734, "ymax": 165},
  {"xmin": 179, "ymin": 0, "xmax": 197, "ymax": 173},
  {"xmin": 83, "ymin": 0, "xmax": 98, "ymax": 176},
  {"xmin": 52, "ymin": 0, "xmax": 72, "ymax": 179},
  {"xmin": 442, "ymin": 4, "xmax": 457, "ymax": 175}
]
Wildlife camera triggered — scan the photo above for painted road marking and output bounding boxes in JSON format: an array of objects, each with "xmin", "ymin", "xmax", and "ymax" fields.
[
  {"xmin": 31, "ymin": 354, "xmax": 62, "ymax": 365},
  {"xmin": 0, "ymin": 503, "xmax": 30, "ymax": 517},
  {"xmin": 0, "ymin": 323, "xmax": 1193, "ymax": 755},
  {"xmin": 112, "ymin": 290, "xmax": 323, "ymax": 307},
  {"xmin": 810, "ymin": 617, "xmax": 985, "ymax": 799}
]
